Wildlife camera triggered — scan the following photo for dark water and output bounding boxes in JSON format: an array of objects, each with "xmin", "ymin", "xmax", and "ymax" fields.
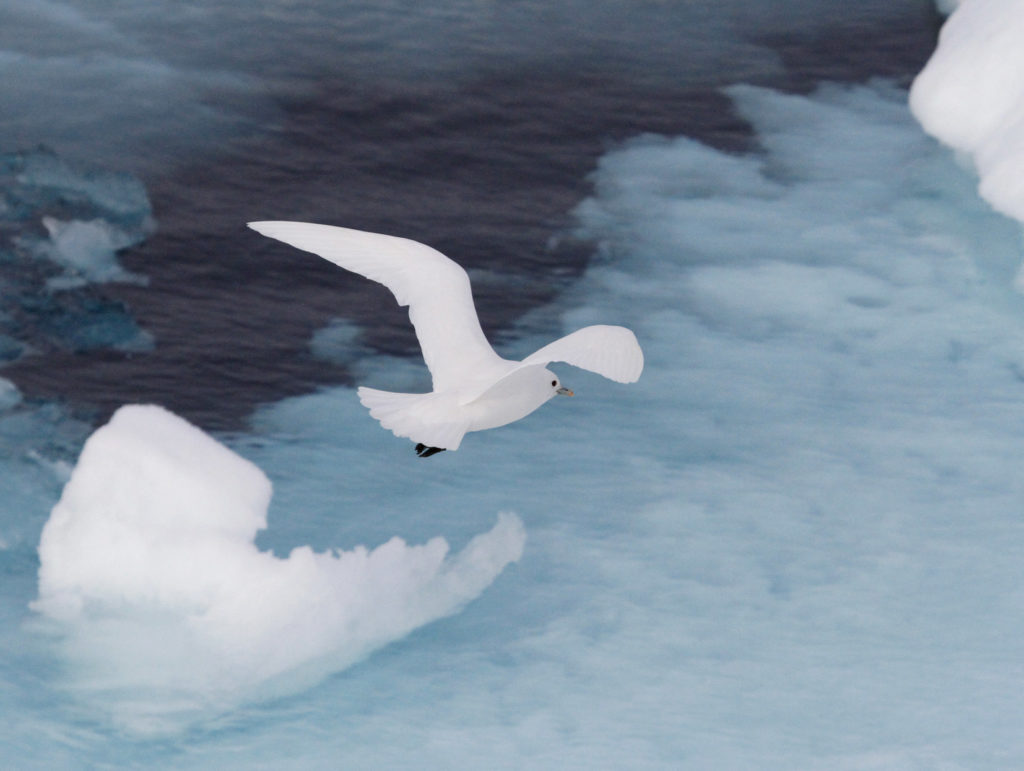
[{"xmin": 1, "ymin": 4, "xmax": 941, "ymax": 430}]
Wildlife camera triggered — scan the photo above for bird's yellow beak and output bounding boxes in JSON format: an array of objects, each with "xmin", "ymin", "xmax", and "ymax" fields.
[{"xmin": 557, "ymin": 387, "xmax": 574, "ymax": 397}]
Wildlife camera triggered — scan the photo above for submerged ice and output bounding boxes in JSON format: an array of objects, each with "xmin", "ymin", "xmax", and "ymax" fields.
[
  {"xmin": 32, "ymin": 405, "xmax": 525, "ymax": 733},
  {"xmin": 0, "ymin": 148, "xmax": 153, "ymax": 355},
  {"xmin": 5, "ymin": 148, "xmax": 152, "ymax": 287}
]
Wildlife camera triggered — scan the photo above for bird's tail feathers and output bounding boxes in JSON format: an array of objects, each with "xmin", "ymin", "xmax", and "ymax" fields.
[{"xmin": 357, "ymin": 387, "xmax": 469, "ymax": 450}]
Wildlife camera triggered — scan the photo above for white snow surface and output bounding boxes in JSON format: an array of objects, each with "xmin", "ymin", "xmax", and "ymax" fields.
[
  {"xmin": 911, "ymin": 0, "xmax": 1024, "ymax": 232},
  {"xmin": 32, "ymin": 404, "xmax": 525, "ymax": 734}
]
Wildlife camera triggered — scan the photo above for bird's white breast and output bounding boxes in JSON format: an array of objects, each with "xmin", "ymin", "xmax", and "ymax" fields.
[{"xmin": 463, "ymin": 365, "xmax": 557, "ymax": 432}]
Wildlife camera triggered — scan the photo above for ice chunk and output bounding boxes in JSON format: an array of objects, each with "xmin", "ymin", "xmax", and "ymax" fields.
[
  {"xmin": 910, "ymin": 0, "xmax": 1024, "ymax": 226},
  {"xmin": 32, "ymin": 405, "xmax": 524, "ymax": 734},
  {"xmin": 38, "ymin": 216, "xmax": 146, "ymax": 286},
  {"xmin": 1, "ymin": 148, "xmax": 152, "ymax": 287}
]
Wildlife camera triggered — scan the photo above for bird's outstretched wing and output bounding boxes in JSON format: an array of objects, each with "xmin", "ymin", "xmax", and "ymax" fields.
[
  {"xmin": 459, "ymin": 325, "xmax": 642, "ymax": 405},
  {"xmin": 249, "ymin": 221, "xmax": 502, "ymax": 391},
  {"xmin": 521, "ymin": 325, "xmax": 644, "ymax": 382}
]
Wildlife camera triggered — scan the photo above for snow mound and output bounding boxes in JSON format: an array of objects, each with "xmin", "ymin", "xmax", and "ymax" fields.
[
  {"xmin": 910, "ymin": 0, "xmax": 1024, "ymax": 231},
  {"xmin": 33, "ymin": 404, "xmax": 525, "ymax": 734}
]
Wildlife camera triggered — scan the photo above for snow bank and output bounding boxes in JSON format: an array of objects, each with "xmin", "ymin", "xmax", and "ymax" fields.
[
  {"xmin": 33, "ymin": 405, "xmax": 525, "ymax": 734},
  {"xmin": 910, "ymin": 0, "xmax": 1024, "ymax": 228}
]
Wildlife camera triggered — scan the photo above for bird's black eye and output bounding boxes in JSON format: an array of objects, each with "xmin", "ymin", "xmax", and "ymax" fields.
[{"xmin": 551, "ymin": 380, "xmax": 557, "ymax": 387}]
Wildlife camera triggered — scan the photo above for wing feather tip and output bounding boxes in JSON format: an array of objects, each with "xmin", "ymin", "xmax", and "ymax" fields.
[{"xmin": 247, "ymin": 220, "xmax": 294, "ymax": 239}]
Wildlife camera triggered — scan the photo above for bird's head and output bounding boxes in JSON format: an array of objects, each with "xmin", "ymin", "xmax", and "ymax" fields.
[{"xmin": 545, "ymin": 369, "xmax": 574, "ymax": 399}]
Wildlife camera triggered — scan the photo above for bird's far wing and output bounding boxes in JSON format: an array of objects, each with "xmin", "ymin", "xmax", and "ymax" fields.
[
  {"xmin": 457, "ymin": 325, "xmax": 642, "ymax": 405},
  {"xmin": 520, "ymin": 325, "xmax": 644, "ymax": 383},
  {"xmin": 249, "ymin": 221, "xmax": 502, "ymax": 390}
]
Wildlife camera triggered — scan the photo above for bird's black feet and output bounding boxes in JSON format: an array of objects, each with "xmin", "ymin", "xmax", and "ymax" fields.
[{"xmin": 415, "ymin": 443, "xmax": 446, "ymax": 458}]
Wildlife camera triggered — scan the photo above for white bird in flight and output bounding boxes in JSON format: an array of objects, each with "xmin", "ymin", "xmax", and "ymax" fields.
[{"xmin": 249, "ymin": 221, "xmax": 643, "ymax": 457}]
